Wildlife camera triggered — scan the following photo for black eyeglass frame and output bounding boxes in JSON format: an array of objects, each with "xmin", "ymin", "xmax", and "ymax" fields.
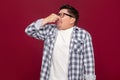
[{"xmin": 57, "ymin": 13, "xmax": 74, "ymax": 18}]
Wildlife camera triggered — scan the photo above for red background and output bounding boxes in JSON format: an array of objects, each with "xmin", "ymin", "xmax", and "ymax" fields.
[{"xmin": 0, "ymin": 0, "xmax": 120, "ymax": 80}]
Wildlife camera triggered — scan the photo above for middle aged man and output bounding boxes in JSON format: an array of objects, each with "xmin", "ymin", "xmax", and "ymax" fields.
[{"xmin": 25, "ymin": 4, "xmax": 96, "ymax": 80}]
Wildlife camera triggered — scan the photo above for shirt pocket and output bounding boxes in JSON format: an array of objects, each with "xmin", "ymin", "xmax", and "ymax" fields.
[{"xmin": 73, "ymin": 38, "xmax": 84, "ymax": 54}]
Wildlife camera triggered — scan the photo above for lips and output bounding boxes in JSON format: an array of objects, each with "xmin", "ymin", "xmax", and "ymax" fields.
[{"xmin": 57, "ymin": 20, "xmax": 61, "ymax": 25}]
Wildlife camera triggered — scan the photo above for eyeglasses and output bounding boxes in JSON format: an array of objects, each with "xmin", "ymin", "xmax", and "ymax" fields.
[{"xmin": 57, "ymin": 13, "xmax": 74, "ymax": 18}]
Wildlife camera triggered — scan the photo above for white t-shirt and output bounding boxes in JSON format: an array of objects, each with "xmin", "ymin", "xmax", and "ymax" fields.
[{"xmin": 49, "ymin": 27, "xmax": 73, "ymax": 80}]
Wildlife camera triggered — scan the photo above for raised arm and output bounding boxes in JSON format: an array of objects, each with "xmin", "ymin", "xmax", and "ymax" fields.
[{"xmin": 25, "ymin": 13, "xmax": 59, "ymax": 40}]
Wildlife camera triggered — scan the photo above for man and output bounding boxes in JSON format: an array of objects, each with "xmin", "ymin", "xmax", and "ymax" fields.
[{"xmin": 25, "ymin": 4, "xmax": 96, "ymax": 80}]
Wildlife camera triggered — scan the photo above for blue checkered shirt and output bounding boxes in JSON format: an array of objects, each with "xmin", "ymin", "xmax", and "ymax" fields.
[{"xmin": 25, "ymin": 19, "xmax": 96, "ymax": 80}]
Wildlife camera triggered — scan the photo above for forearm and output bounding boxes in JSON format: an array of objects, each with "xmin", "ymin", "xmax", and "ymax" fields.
[
  {"xmin": 25, "ymin": 19, "xmax": 47, "ymax": 40},
  {"xmin": 25, "ymin": 13, "xmax": 59, "ymax": 40}
]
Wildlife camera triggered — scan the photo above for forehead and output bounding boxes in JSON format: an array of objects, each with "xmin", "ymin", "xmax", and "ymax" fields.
[{"xmin": 59, "ymin": 9, "xmax": 69, "ymax": 13}]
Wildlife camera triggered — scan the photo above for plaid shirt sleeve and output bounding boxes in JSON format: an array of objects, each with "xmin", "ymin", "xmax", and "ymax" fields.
[
  {"xmin": 25, "ymin": 19, "xmax": 55, "ymax": 40},
  {"xmin": 83, "ymin": 32, "xmax": 96, "ymax": 80}
]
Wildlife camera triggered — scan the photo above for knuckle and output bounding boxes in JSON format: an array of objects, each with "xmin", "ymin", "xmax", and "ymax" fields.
[{"xmin": 51, "ymin": 13, "xmax": 55, "ymax": 15}]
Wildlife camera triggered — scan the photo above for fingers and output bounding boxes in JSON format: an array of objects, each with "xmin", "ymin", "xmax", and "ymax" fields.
[
  {"xmin": 46, "ymin": 13, "xmax": 60, "ymax": 23},
  {"xmin": 42, "ymin": 13, "xmax": 60, "ymax": 26},
  {"xmin": 49, "ymin": 13, "xmax": 59, "ymax": 22}
]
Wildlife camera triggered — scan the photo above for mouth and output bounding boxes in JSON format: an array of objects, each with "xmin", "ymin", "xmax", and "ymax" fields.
[
  {"xmin": 56, "ymin": 21, "xmax": 62, "ymax": 29},
  {"xmin": 57, "ymin": 20, "xmax": 62, "ymax": 25}
]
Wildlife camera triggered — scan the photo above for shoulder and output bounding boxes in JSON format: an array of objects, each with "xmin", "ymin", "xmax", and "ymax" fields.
[
  {"xmin": 73, "ymin": 26, "xmax": 92, "ymax": 41},
  {"xmin": 74, "ymin": 26, "xmax": 90, "ymax": 34}
]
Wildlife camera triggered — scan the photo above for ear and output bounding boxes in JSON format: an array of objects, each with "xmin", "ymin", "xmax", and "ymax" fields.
[{"xmin": 70, "ymin": 18, "xmax": 75, "ymax": 24}]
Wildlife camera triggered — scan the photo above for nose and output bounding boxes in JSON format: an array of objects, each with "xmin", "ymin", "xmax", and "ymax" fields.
[
  {"xmin": 56, "ymin": 15, "xmax": 61, "ymax": 21},
  {"xmin": 56, "ymin": 16, "xmax": 62, "ymax": 23}
]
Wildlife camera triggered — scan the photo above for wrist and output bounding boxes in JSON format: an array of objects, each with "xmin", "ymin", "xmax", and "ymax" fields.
[{"xmin": 41, "ymin": 18, "xmax": 48, "ymax": 26}]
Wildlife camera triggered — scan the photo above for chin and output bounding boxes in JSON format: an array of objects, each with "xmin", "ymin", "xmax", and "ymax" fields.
[
  {"xmin": 57, "ymin": 26, "xmax": 61, "ymax": 29},
  {"xmin": 57, "ymin": 23, "xmax": 61, "ymax": 28},
  {"xmin": 56, "ymin": 25, "xmax": 62, "ymax": 30}
]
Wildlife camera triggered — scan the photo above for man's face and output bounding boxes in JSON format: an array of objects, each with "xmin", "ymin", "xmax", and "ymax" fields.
[{"xmin": 56, "ymin": 9, "xmax": 75, "ymax": 30}]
